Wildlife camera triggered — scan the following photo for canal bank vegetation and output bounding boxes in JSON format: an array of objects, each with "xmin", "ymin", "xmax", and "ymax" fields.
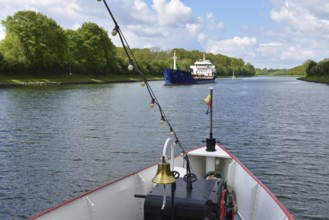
[
  {"xmin": 256, "ymin": 60, "xmax": 311, "ymax": 76},
  {"xmin": 255, "ymin": 68, "xmax": 300, "ymax": 76},
  {"xmin": 299, "ymin": 59, "xmax": 329, "ymax": 83},
  {"xmin": 0, "ymin": 10, "xmax": 255, "ymax": 85},
  {"xmin": 256, "ymin": 59, "xmax": 329, "ymax": 84}
]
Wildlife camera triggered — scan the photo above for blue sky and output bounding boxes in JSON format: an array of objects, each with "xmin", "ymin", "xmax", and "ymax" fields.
[{"xmin": 1, "ymin": 0, "xmax": 328, "ymax": 69}]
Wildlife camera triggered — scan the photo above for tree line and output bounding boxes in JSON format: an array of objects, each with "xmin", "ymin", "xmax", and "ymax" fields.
[
  {"xmin": 0, "ymin": 11, "xmax": 118, "ymax": 76},
  {"xmin": 0, "ymin": 10, "xmax": 255, "ymax": 78},
  {"xmin": 305, "ymin": 59, "xmax": 329, "ymax": 78}
]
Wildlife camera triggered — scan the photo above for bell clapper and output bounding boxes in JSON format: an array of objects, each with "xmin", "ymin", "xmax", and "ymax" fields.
[{"xmin": 161, "ymin": 185, "xmax": 166, "ymax": 210}]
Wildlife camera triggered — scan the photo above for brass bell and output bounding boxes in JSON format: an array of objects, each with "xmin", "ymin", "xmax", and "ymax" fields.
[{"xmin": 152, "ymin": 157, "xmax": 176, "ymax": 184}]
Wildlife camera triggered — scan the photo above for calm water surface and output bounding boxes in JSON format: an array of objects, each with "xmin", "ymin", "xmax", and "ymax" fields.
[{"xmin": 0, "ymin": 77, "xmax": 328, "ymax": 219}]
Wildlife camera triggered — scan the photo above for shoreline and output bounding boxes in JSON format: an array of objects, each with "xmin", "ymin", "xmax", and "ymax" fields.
[
  {"xmin": 0, "ymin": 74, "xmax": 164, "ymax": 87},
  {"xmin": 1, "ymin": 75, "xmax": 328, "ymax": 88},
  {"xmin": 0, "ymin": 79, "xmax": 143, "ymax": 87},
  {"xmin": 298, "ymin": 76, "xmax": 329, "ymax": 84}
]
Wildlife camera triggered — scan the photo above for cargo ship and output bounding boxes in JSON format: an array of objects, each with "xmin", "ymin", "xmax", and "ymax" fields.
[{"xmin": 163, "ymin": 51, "xmax": 217, "ymax": 85}]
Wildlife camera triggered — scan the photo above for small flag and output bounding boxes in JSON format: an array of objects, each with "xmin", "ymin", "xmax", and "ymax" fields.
[
  {"xmin": 203, "ymin": 94, "xmax": 211, "ymax": 114},
  {"xmin": 203, "ymin": 94, "xmax": 211, "ymax": 105}
]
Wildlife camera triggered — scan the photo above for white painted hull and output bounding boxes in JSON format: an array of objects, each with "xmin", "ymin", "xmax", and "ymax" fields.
[{"xmin": 30, "ymin": 143, "xmax": 294, "ymax": 220}]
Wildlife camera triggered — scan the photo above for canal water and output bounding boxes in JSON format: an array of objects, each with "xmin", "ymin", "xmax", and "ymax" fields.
[{"xmin": 0, "ymin": 77, "xmax": 328, "ymax": 219}]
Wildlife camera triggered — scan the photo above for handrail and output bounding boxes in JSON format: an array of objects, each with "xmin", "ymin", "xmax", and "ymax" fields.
[{"xmin": 162, "ymin": 138, "xmax": 176, "ymax": 170}]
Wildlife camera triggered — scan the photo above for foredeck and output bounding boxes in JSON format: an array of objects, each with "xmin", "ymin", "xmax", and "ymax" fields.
[{"xmin": 188, "ymin": 145, "xmax": 231, "ymax": 159}]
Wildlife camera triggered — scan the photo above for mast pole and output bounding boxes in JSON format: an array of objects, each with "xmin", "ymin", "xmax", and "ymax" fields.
[
  {"xmin": 209, "ymin": 87, "xmax": 213, "ymax": 138},
  {"xmin": 173, "ymin": 50, "xmax": 177, "ymax": 70},
  {"xmin": 206, "ymin": 87, "xmax": 216, "ymax": 151}
]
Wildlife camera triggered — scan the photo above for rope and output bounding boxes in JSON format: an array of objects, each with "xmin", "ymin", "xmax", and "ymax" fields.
[{"xmin": 98, "ymin": 0, "xmax": 186, "ymax": 154}]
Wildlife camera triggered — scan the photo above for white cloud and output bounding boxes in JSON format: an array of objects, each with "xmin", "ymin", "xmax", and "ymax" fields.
[
  {"xmin": 127, "ymin": 24, "xmax": 167, "ymax": 38},
  {"xmin": 265, "ymin": 0, "xmax": 329, "ymax": 67},
  {"xmin": 131, "ymin": 0, "xmax": 156, "ymax": 24},
  {"xmin": 186, "ymin": 23, "xmax": 201, "ymax": 34},
  {"xmin": 133, "ymin": 0, "xmax": 148, "ymax": 11},
  {"xmin": 270, "ymin": 1, "xmax": 329, "ymax": 34},
  {"xmin": 152, "ymin": 0, "xmax": 192, "ymax": 26},
  {"xmin": 280, "ymin": 46, "xmax": 314, "ymax": 60},
  {"xmin": 197, "ymin": 33, "xmax": 205, "ymax": 43},
  {"xmin": 206, "ymin": 36, "xmax": 257, "ymax": 59},
  {"xmin": 289, "ymin": 0, "xmax": 329, "ymax": 19},
  {"xmin": 259, "ymin": 42, "xmax": 283, "ymax": 47},
  {"xmin": 206, "ymin": 13, "xmax": 224, "ymax": 30},
  {"xmin": 0, "ymin": 26, "xmax": 5, "ymax": 40},
  {"xmin": 258, "ymin": 42, "xmax": 315, "ymax": 61}
]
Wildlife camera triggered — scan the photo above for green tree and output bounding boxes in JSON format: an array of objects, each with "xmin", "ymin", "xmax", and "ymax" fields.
[
  {"xmin": 305, "ymin": 60, "xmax": 317, "ymax": 77},
  {"xmin": 68, "ymin": 22, "xmax": 117, "ymax": 75},
  {"xmin": 245, "ymin": 63, "xmax": 256, "ymax": 75},
  {"xmin": 1, "ymin": 10, "xmax": 67, "ymax": 74},
  {"xmin": 0, "ymin": 35, "xmax": 26, "ymax": 72}
]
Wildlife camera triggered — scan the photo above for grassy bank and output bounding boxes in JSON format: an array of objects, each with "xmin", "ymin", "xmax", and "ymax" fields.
[
  {"xmin": 255, "ymin": 69, "xmax": 305, "ymax": 76},
  {"xmin": 0, "ymin": 73, "xmax": 163, "ymax": 86},
  {"xmin": 298, "ymin": 75, "xmax": 329, "ymax": 84}
]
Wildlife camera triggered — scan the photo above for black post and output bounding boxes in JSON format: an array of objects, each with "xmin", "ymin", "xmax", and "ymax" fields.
[
  {"xmin": 185, "ymin": 157, "xmax": 193, "ymax": 190},
  {"xmin": 206, "ymin": 87, "xmax": 216, "ymax": 152},
  {"xmin": 171, "ymin": 183, "xmax": 175, "ymax": 220}
]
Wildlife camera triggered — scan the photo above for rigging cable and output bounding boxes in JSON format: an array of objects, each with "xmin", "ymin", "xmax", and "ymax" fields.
[{"xmin": 97, "ymin": 0, "xmax": 187, "ymax": 156}]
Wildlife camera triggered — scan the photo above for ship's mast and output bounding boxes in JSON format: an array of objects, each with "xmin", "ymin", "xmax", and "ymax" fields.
[
  {"xmin": 206, "ymin": 87, "xmax": 216, "ymax": 152},
  {"xmin": 173, "ymin": 50, "xmax": 177, "ymax": 70}
]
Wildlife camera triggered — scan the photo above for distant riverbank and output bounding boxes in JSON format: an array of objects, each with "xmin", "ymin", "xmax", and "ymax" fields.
[
  {"xmin": 1, "ymin": 74, "xmax": 328, "ymax": 87},
  {"xmin": 256, "ymin": 73, "xmax": 329, "ymax": 84},
  {"xmin": 0, "ymin": 74, "xmax": 163, "ymax": 87},
  {"xmin": 298, "ymin": 75, "xmax": 329, "ymax": 84}
]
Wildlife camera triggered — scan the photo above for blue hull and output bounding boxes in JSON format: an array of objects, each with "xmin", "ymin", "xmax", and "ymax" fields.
[{"xmin": 163, "ymin": 69, "xmax": 216, "ymax": 85}]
